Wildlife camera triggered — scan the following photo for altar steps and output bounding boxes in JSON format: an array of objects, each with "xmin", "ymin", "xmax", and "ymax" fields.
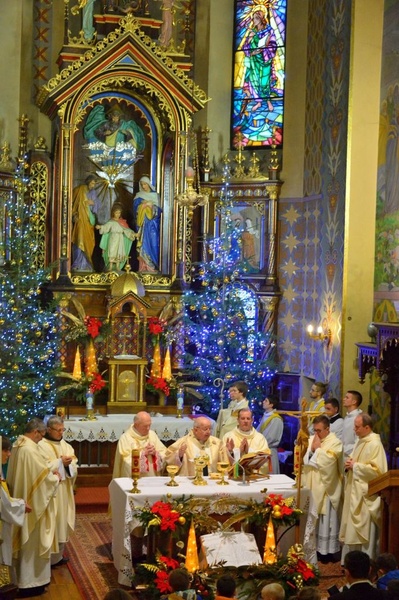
[{"xmin": 75, "ymin": 486, "xmax": 109, "ymax": 513}]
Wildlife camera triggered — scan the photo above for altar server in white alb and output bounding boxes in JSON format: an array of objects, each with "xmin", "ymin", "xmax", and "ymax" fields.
[
  {"xmin": 0, "ymin": 436, "xmax": 31, "ymax": 567},
  {"xmin": 302, "ymin": 414, "xmax": 343, "ymax": 563},
  {"xmin": 215, "ymin": 380, "xmax": 249, "ymax": 438},
  {"xmin": 339, "ymin": 413, "xmax": 387, "ymax": 560},
  {"xmin": 224, "ymin": 408, "xmax": 270, "ymax": 471},
  {"xmin": 164, "ymin": 416, "xmax": 227, "ymax": 476},
  {"xmin": 7, "ymin": 418, "xmax": 60, "ymax": 596},
  {"xmin": 256, "ymin": 394, "xmax": 283, "ymax": 473},
  {"xmin": 113, "ymin": 411, "xmax": 167, "ymax": 478},
  {"xmin": 38, "ymin": 415, "xmax": 78, "ymax": 566}
]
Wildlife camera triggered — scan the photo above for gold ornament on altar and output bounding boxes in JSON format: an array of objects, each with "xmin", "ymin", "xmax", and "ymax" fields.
[
  {"xmin": 193, "ymin": 454, "xmax": 209, "ymax": 486},
  {"xmin": 216, "ymin": 461, "xmax": 230, "ymax": 485},
  {"xmin": 130, "ymin": 448, "xmax": 141, "ymax": 494},
  {"xmin": 185, "ymin": 520, "xmax": 199, "ymax": 572},
  {"xmin": 165, "ymin": 465, "xmax": 179, "ymax": 487}
]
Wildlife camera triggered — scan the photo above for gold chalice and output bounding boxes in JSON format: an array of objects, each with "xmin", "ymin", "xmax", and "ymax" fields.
[
  {"xmin": 166, "ymin": 465, "xmax": 179, "ymax": 486},
  {"xmin": 217, "ymin": 461, "xmax": 230, "ymax": 485},
  {"xmin": 193, "ymin": 455, "xmax": 209, "ymax": 486}
]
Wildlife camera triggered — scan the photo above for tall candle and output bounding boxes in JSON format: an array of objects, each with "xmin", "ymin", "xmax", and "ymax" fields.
[{"xmin": 131, "ymin": 448, "xmax": 140, "ymax": 476}]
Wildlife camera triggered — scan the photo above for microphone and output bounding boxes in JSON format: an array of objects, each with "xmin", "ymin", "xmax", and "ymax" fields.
[{"xmin": 234, "ymin": 460, "xmax": 250, "ymax": 486}]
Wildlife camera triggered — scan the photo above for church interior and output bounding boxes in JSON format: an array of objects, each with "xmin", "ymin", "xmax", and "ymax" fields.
[
  {"xmin": 2, "ymin": 0, "xmax": 399, "ymax": 466},
  {"xmin": 3, "ymin": 0, "xmax": 399, "ymax": 598}
]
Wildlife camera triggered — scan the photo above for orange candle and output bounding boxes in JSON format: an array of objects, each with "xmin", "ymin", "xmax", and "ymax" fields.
[{"xmin": 131, "ymin": 448, "xmax": 140, "ymax": 476}]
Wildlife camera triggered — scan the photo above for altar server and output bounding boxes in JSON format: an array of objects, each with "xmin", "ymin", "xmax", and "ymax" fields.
[
  {"xmin": 164, "ymin": 416, "xmax": 227, "ymax": 476},
  {"xmin": 113, "ymin": 411, "xmax": 167, "ymax": 478},
  {"xmin": 256, "ymin": 394, "xmax": 283, "ymax": 473},
  {"xmin": 215, "ymin": 380, "xmax": 249, "ymax": 438}
]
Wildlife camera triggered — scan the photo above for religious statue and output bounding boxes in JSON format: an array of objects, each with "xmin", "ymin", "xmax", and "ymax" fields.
[
  {"xmin": 96, "ymin": 203, "xmax": 137, "ymax": 271},
  {"xmin": 133, "ymin": 176, "xmax": 162, "ymax": 272}
]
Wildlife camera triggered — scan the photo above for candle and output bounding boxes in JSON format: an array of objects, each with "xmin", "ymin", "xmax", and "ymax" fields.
[
  {"xmin": 72, "ymin": 347, "xmax": 82, "ymax": 380},
  {"xmin": 185, "ymin": 166, "xmax": 194, "ymax": 178},
  {"xmin": 263, "ymin": 516, "xmax": 277, "ymax": 564},
  {"xmin": 131, "ymin": 449, "xmax": 140, "ymax": 476}
]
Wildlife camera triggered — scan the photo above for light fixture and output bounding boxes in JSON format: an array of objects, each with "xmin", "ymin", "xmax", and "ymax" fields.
[
  {"xmin": 306, "ymin": 324, "xmax": 331, "ymax": 345},
  {"xmin": 175, "ymin": 167, "xmax": 209, "ymax": 217}
]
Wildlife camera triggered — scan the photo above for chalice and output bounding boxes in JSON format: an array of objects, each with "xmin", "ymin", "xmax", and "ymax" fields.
[
  {"xmin": 193, "ymin": 454, "xmax": 209, "ymax": 486},
  {"xmin": 217, "ymin": 461, "xmax": 230, "ymax": 485},
  {"xmin": 166, "ymin": 465, "xmax": 179, "ymax": 487}
]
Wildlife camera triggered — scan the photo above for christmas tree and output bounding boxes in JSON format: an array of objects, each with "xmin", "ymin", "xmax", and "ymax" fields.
[
  {"xmin": 0, "ymin": 120, "xmax": 62, "ymax": 437},
  {"xmin": 181, "ymin": 181, "xmax": 276, "ymax": 417}
]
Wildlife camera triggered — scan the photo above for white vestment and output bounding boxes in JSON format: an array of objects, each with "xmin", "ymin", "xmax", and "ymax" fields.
[
  {"xmin": 215, "ymin": 398, "xmax": 249, "ymax": 438},
  {"xmin": 256, "ymin": 410, "xmax": 283, "ymax": 473},
  {"xmin": 7, "ymin": 435, "xmax": 59, "ymax": 590},
  {"xmin": 223, "ymin": 427, "xmax": 270, "ymax": 474},
  {"xmin": 113, "ymin": 426, "xmax": 166, "ymax": 478},
  {"xmin": 303, "ymin": 432, "xmax": 343, "ymax": 555},
  {"xmin": 342, "ymin": 408, "xmax": 362, "ymax": 458},
  {"xmin": 164, "ymin": 431, "xmax": 227, "ymax": 476},
  {"xmin": 0, "ymin": 476, "xmax": 25, "ymax": 566},
  {"xmin": 38, "ymin": 438, "xmax": 78, "ymax": 557},
  {"xmin": 339, "ymin": 431, "xmax": 387, "ymax": 559}
]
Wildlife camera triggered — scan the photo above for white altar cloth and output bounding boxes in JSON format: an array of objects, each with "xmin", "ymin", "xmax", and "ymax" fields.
[
  {"xmin": 109, "ymin": 475, "xmax": 306, "ymax": 586},
  {"xmin": 63, "ymin": 415, "xmax": 198, "ymax": 443}
]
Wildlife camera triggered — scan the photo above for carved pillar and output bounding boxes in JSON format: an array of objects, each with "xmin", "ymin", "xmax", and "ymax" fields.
[
  {"xmin": 265, "ymin": 184, "xmax": 280, "ymax": 290},
  {"xmin": 58, "ymin": 122, "xmax": 73, "ymax": 284}
]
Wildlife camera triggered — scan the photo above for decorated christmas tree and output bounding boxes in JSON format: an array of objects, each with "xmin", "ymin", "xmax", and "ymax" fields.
[
  {"xmin": 181, "ymin": 181, "xmax": 276, "ymax": 417},
  {"xmin": 0, "ymin": 120, "xmax": 62, "ymax": 437}
]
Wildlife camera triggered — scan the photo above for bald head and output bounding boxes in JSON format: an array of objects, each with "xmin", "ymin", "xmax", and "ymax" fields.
[
  {"xmin": 193, "ymin": 417, "xmax": 212, "ymax": 443},
  {"xmin": 261, "ymin": 582, "xmax": 285, "ymax": 600},
  {"xmin": 133, "ymin": 411, "xmax": 151, "ymax": 436}
]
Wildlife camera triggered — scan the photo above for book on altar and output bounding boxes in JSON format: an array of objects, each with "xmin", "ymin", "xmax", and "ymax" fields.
[
  {"xmin": 199, "ymin": 531, "xmax": 262, "ymax": 568},
  {"xmin": 229, "ymin": 450, "xmax": 271, "ymax": 479}
]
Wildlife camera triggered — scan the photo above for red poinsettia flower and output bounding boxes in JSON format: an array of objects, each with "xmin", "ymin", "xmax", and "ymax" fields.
[
  {"xmin": 159, "ymin": 556, "xmax": 179, "ymax": 569},
  {"xmin": 147, "ymin": 376, "xmax": 170, "ymax": 395},
  {"xmin": 151, "ymin": 501, "xmax": 171, "ymax": 516},
  {"xmin": 148, "ymin": 317, "xmax": 166, "ymax": 336},
  {"xmin": 89, "ymin": 372, "xmax": 107, "ymax": 393},
  {"xmin": 159, "ymin": 511, "xmax": 180, "ymax": 531},
  {"xmin": 296, "ymin": 558, "xmax": 316, "ymax": 581},
  {"xmin": 84, "ymin": 316, "xmax": 103, "ymax": 339},
  {"xmin": 155, "ymin": 570, "xmax": 171, "ymax": 593},
  {"xmin": 280, "ymin": 505, "xmax": 294, "ymax": 516}
]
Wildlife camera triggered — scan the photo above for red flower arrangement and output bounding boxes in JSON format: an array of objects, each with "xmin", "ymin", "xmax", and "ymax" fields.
[
  {"xmin": 146, "ymin": 376, "xmax": 170, "ymax": 396},
  {"xmin": 148, "ymin": 317, "xmax": 167, "ymax": 336},
  {"xmin": 263, "ymin": 494, "xmax": 302, "ymax": 528},
  {"xmin": 88, "ymin": 372, "xmax": 107, "ymax": 394},
  {"xmin": 84, "ymin": 316, "xmax": 103, "ymax": 339},
  {"xmin": 149, "ymin": 500, "xmax": 182, "ymax": 531}
]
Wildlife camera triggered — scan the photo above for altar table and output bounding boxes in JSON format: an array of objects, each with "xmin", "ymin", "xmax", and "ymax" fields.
[{"xmin": 109, "ymin": 475, "xmax": 309, "ymax": 586}]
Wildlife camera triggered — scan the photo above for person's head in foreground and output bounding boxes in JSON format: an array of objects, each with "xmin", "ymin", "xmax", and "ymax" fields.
[
  {"xmin": 261, "ymin": 581, "xmax": 285, "ymax": 600},
  {"xmin": 216, "ymin": 574, "xmax": 236, "ymax": 598},
  {"xmin": 344, "ymin": 550, "xmax": 371, "ymax": 582},
  {"xmin": 293, "ymin": 588, "xmax": 321, "ymax": 600},
  {"xmin": 168, "ymin": 568, "xmax": 191, "ymax": 592}
]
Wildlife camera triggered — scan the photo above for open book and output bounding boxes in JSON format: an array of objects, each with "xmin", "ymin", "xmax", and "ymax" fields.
[{"xmin": 229, "ymin": 450, "xmax": 271, "ymax": 479}]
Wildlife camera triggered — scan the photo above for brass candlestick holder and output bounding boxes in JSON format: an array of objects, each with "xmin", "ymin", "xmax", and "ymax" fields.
[
  {"xmin": 193, "ymin": 454, "xmax": 209, "ymax": 486},
  {"xmin": 165, "ymin": 465, "xmax": 179, "ymax": 486},
  {"xmin": 130, "ymin": 448, "xmax": 141, "ymax": 494},
  {"xmin": 216, "ymin": 461, "xmax": 230, "ymax": 485}
]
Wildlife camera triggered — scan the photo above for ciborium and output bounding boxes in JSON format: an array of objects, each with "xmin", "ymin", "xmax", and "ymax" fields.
[
  {"xmin": 216, "ymin": 461, "xmax": 230, "ymax": 485},
  {"xmin": 165, "ymin": 465, "xmax": 179, "ymax": 486},
  {"xmin": 193, "ymin": 454, "xmax": 209, "ymax": 486},
  {"xmin": 130, "ymin": 448, "xmax": 141, "ymax": 494}
]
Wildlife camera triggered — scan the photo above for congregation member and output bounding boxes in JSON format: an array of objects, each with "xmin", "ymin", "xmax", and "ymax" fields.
[
  {"xmin": 324, "ymin": 398, "xmax": 344, "ymax": 440},
  {"xmin": 330, "ymin": 550, "xmax": 389, "ymax": 599},
  {"xmin": 224, "ymin": 408, "xmax": 270, "ymax": 470},
  {"xmin": 261, "ymin": 582, "xmax": 286, "ymax": 600},
  {"xmin": 215, "ymin": 380, "xmax": 249, "ymax": 438},
  {"xmin": 256, "ymin": 394, "xmax": 283, "ymax": 473},
  {"xmin": 376, "ymin": 553, "xmax": 399, "ymax": 590},
  {"xmin": 112, "ymin": 411, "xmax": 166, "ymax": 478},
  {"xmin": 302, "ymin": 415, "xmax": 343, "ymax": 563},
  {"xmin": 339, "ymin": 414, "xmax": 387, "ymax": 561},
  {"xmin": 38, "ymin": 415, "xmax": 78, "ymax": 566},
  {"xmin": 0, "ymin": 436, "xmax": 31, "ymax": 567},
  {"xmin": 307, "ymin": 382, "xmax": 326, "ymax": 434},
  {"xmin": 164, "ymin": 416, "xmax": 227, "ymax": 476},
  {"xmin": 7, "ymin": 418, "xmax": 60, "ymax": 597},
  {"xmin": 342, "ymin": 390, "xmax": 363, "ymax": 458},
  {"xmin": 161, "ymin": 568, "xmax": 198, "ymax": 600},
  {"xmin": 215, "ymin": 574, "xmax": 237, "ymax": 600}
]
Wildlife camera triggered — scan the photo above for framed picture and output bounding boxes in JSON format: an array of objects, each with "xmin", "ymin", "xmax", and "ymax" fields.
[{"xmin": 56, "ymin": 406, "xmax": 66, "ymax": 419}]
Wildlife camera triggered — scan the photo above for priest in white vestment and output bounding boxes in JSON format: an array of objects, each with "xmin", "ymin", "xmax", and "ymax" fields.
[
  {"xmin": 223, "ymin": 408, "xmax": 270, "ymax": 473},
  {"xmin": 164, "ymin": 417, "xmax": 227, "ymax": 476},
  {"xmin": 0, "ymin": 436, "xmax": 30, "ymax": 567},
  {"xmin": 302, "ymin": 414, "xmax": 343, "ymax": 562},
  {"xmin": 38, "ymin": 415, "xmax": 78, "ymax": 566},
  {"xmin": 112, "ymin": 411, "xmax": 166, "ymax": 478},
  {"xmin": 339, "ymin": 413, "xmax": 387, "ymax": 560},
  {"xmin": 256, "ymin": 395, "xmax": 283, "ymax": 473},
  {"xmin": 215, "ymin": 381, "xmax": 249, "ymax": 438},
  {"xmin": 7, "ymin": 418, "xmax": 60, "ymax": 595}
]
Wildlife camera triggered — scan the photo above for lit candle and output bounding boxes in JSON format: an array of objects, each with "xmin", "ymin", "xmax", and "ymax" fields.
[
  {"xmin": 185, "ymin": 166, "xmax": 194, "ymax": 178},
  {"xmin": 185, "ymin": 520, "xmax": 199, "ymax": 572},
  {"xmin": 162, "ymin": 347, "xmax": 172, "ymax": 381}
]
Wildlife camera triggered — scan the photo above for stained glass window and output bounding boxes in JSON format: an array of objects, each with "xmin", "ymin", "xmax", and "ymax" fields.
[{"xmin": 232, "ymin": 0, "xmax": 287, "ymax": 148}]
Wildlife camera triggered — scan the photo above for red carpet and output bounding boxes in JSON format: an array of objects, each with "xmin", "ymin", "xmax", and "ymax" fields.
[{"xmin": 75, "ymin": 486, "xmax": 110, "ymax": 513}]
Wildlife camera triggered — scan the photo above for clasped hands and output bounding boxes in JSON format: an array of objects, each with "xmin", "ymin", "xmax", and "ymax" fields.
[
  {"xmin": 142, "ymin": 443, "xmax": 156, "ymax": 457},
  {"xmin": 226, "ymin": 437, "xmax": 248, "ymax": 457}
]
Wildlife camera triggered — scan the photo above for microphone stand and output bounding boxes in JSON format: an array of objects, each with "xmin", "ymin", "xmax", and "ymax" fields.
[{"xmin": 235, "ymin": 460, "xmax": 250, "ymax": 486}]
